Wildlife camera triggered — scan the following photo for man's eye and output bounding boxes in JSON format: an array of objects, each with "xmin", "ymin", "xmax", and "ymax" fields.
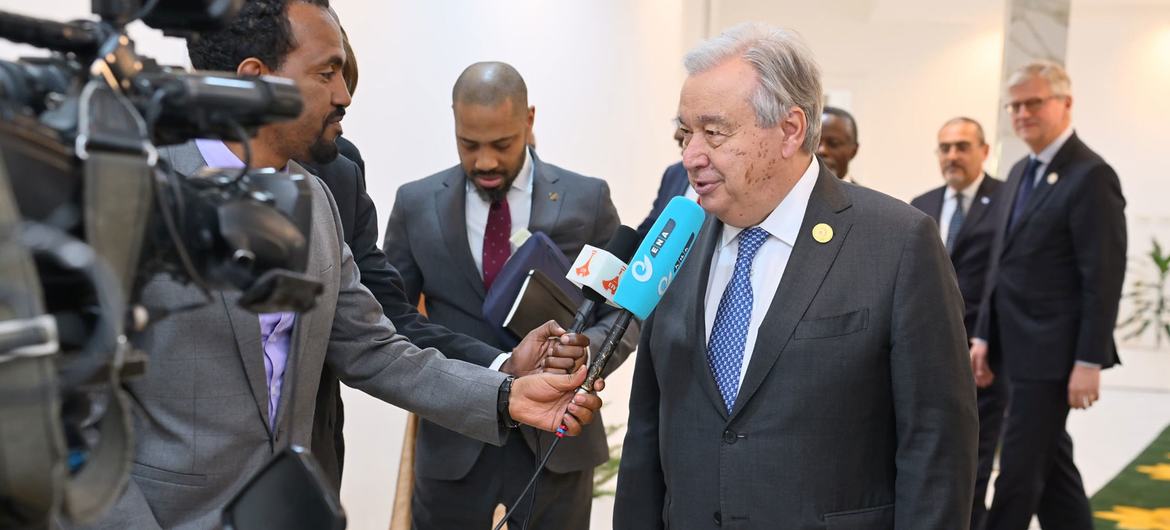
[{"xmin": 705, "ymin": 129, "xmax": 723, "ymax": 137}]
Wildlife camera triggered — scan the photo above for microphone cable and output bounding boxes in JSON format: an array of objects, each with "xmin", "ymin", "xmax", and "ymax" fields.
[{"xmin": 493, "ymin": 426, "xmax": 566, "ymax": 530}]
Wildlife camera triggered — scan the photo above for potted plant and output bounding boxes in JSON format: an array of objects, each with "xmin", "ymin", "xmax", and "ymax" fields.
[{"xmin": 1117, "ymin": 239, "xmax": 1170, "ymax": 347}]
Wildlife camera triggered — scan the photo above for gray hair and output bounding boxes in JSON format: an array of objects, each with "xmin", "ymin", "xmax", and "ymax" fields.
[
  {"xmin": 684, "ymin": 22, "xmax": 824, "ymax": 152},
  {"xmin": 941, "ymin": 116, "xmax": 986, "ymax": 145},
  {"xmin": 1007, "ymin": 60, "xmax": 1072, "ymax": 96}
]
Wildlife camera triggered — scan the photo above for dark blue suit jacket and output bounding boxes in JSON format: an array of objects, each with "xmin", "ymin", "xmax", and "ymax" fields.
[
  {"xmin": 974, "ymin": 133, "xmax": 1126, "ymax": 379},
  {"xmin": 635, "ymin": 161, "xmax": 689, "ymax": 240}
]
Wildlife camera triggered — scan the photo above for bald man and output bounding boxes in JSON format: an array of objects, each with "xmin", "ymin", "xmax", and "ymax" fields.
[{"xmin": 384, "ymin": 62, "xmax": 638, "ymax": 530}]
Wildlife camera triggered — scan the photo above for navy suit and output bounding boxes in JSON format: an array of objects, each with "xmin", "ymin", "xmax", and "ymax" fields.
[
  {"xmin": 976, "ymin": 132, "xmax": 1126, "ymax": 530},
  {"xmin": 635, "ymin": 161, "xmax": 689, "ymax": 240},
  {"xmin": 911, "ymin": 174, "xmax": 1006, "ymax": 530}
]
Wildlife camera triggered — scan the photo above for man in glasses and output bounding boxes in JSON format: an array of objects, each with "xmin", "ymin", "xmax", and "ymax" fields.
[
  {"xmin": 910, "ymin": 117, "xmax": 1005, "ymax": 530},
  {"xmin": 972, "ymin": 61, "xmax": 1127, "ymax": 530}
]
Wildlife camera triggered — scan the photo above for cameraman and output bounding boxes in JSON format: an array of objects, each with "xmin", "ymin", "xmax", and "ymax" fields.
[{"xmin": 70, "ymin": 1, "xmax": 602, "ymax": 528}]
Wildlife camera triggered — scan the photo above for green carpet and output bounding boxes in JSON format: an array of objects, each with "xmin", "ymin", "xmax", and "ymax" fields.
[{"xmin": 1093, "ymin": 423, "xmax": 1170, "ymax": 529}]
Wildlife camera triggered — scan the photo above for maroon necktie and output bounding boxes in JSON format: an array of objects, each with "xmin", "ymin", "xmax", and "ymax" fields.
[{"xmin": 482, "ymin": 198, "xmax": 512, "ymax": 291}]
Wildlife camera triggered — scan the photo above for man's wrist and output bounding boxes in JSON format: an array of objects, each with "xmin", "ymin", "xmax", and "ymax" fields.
[
  {"xmin": 491, "ymin": 351, "xmax": 514, "ymax": 373},
  {"xmin": 497, "ymin": 376, "xmax": 520, "ymax": 429}
]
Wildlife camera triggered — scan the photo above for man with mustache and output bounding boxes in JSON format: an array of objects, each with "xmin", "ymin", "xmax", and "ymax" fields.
[
  {"xmin": 384, "ymin": 61, "xmax": 637, "ymax": 530},
  {"xmin": 973, "ymin": 61, "xmax": 1126, "ymax": 530},
  {"xmin": 910, "ymin": 117, "xmax": 1005, "ymax": 530}
]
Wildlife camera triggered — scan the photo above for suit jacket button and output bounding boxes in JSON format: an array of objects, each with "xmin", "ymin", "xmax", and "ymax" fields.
[
  {"xmin": 713, "ymin": 511, "xmax": 722, "ymax": 526},
  {"xmin": 722, "ymin": 430, "xmax": 737, "ymax": 444}
]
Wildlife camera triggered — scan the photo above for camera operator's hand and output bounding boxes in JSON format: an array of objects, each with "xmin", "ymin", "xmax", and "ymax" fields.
[
  {"xmin": 509, "ymin": 366, "xmax": 605, "ymax": 435},
  {"xmin": 502, "ymin": 320, "xmax": 589, "ymax": 377}
]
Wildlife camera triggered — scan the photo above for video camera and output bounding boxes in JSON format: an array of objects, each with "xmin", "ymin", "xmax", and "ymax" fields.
[{"xmin": 0, "ymin": 1, "xmax": 338, "ymax": 527}]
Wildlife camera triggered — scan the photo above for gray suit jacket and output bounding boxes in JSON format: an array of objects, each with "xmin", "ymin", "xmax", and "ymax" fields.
[
  {"xmin": 78, "ymin": 142, "xmax": 508, "ymax": 530},
  {"xmin": 614, "ymin": 165, "xmax": 978, "ymax": 529},
  {"xmin": 383, "ymin": 153, "xmax": 637, "ymax": 479}
]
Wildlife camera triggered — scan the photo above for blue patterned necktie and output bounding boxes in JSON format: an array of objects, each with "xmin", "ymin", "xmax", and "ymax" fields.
[
  {"xmin": 945, "ymin": 192, "xmax": 965, "ymax": 251},
  {"xmin": 1008, "ymin": 156, "xmax": 1042, "ymax": 230},
  {"xmin": 707, "ymin": 227, "xmax": 770, "ymax": 414}
]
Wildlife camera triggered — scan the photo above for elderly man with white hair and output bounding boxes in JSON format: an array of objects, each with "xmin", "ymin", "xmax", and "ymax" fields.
[{"xmin": 613, "ymin": 22, "xmax": 978, "ymax": 529}]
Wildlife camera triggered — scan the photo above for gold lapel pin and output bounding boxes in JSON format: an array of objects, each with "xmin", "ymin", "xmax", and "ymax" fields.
[
  {"xmin": 1046, "ymin": 172, "xmax": 1059, "ymax": 185},
  {"xmin": 812, "ymin": 223, "xmax": 833, "ymax": 244},
  {"xmin": 548, "ymin": 191, "xmax": 559, "ymax": 202}
]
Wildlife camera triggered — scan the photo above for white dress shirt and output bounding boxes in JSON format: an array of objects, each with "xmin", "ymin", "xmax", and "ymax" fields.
[
  {"xmin": 466, "ymin": 147, "xmax": 534, "ymax": 277},
  {"xmin": 939, "ymin": 173, "xmax": 984, "ymax": 245},
  {"xmin": 1028, "ymin": 124, "xmax": 1075, "ymax": 185},
  {"xmin": 703, "ymin": 157, "xmax": 820, "ymax": 388}
]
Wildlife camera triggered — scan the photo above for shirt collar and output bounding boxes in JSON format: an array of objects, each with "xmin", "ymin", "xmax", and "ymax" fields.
[
  {"xmin": 195, "ymin": 138, "xmax": 245, "ymax": 169},
  {"xmin": 1033, "ymin": 124, "xmax": 1075, "ymax": 164},
  {"xmin": 719, "ymin": 157, "xmax": 820, "ymax": 250},
  {"xmin": 944, "ymin": 172, "xmax": 985, "ymax": 201},
  {"xmin": 465, "ymin": 147, "xmax": 535, "ymax": 196},
  {"xmin": 193, "ymin": 139, "xmax": 290, "ymax": 171}
]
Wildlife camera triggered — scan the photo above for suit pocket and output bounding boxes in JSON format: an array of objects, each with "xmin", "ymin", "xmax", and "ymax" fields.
[
  {"xmin": 795, "ymin": 309, "xmax": 868, "ymax": 340},
  {"xmin": 132, "ymin": 461, "xmax": 207, "ymax": 487},
  {"xmin": 823, "ymin": 503, "xmax": 894, "ymax": 530}
]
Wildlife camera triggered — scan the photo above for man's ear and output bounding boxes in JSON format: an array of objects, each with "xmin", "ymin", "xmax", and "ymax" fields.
[
  {"xmin": 779, "ymin": 106, "xmax": 807, "ymax": 158},
  {"xmin": 236, "ymin": 57, "xmax": 270, "ymax": 77}
]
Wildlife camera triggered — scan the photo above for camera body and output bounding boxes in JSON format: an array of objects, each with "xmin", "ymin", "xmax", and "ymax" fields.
[{"xmin": 0, "ymin": 1, "xmax": 329, "ymax": 526}]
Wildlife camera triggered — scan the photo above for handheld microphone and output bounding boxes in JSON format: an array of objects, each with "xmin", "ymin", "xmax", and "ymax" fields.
[
  {"xmin": 564, "ymin": 225, "xmax": 639, "ymax": 333},
  {"xmin": 580, "ymin": 196, "xmax": 705, "ymax": 391},
  {"xmin": 494, "ymin": 201, "xmax": 705, "ymax": 530}
]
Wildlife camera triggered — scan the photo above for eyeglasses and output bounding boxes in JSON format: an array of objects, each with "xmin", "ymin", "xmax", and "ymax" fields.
[
  {"xmin": 937, "ymin": 141, "xmax": 979, "ymax": 154},
  {"xmin": 1003, "ymin": 95, "xmax": 1065, "ymax": 114}
]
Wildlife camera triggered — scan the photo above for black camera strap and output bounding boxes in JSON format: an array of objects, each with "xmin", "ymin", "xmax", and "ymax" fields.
[{"xmin": 78, "ymin": 80, "xmax": 156, "ymax": 302}]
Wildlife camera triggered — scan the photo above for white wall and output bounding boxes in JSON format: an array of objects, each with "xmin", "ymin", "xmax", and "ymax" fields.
[{"xmin": 1068, "ymin": 0, "xmax": 1170, "ymax": 266}]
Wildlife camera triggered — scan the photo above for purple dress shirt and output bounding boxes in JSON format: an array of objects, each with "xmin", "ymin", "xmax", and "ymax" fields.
[{"xmin": 194, "ymin": 139, "xmax": 296, "ymax": 431}]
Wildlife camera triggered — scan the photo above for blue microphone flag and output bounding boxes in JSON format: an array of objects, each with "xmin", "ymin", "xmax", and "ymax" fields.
[{"xmin": 614, "ymin": 196, "xmax": 705, "ymax": 319}]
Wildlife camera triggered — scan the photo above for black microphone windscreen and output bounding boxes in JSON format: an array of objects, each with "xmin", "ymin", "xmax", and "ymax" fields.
[{"xmin": 607, "ymin": 225, "xmax": 641, "ymax": 262}]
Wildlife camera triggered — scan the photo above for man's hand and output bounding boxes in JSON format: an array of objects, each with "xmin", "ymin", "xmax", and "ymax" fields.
[
  {"xmin": 509, "ymin": 365, "xmax": 606, "ymax": 435},
  {"xmin": 504, "ymin": 320, "xmax": 590, "ymax": 376},
  {"xmin": 969, "ymin": 339, "xmax": 994, "ymax": 388},
  {"xmin": 1068, "ymin": 364, "xmax": 1101, "ymax": 410}
]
